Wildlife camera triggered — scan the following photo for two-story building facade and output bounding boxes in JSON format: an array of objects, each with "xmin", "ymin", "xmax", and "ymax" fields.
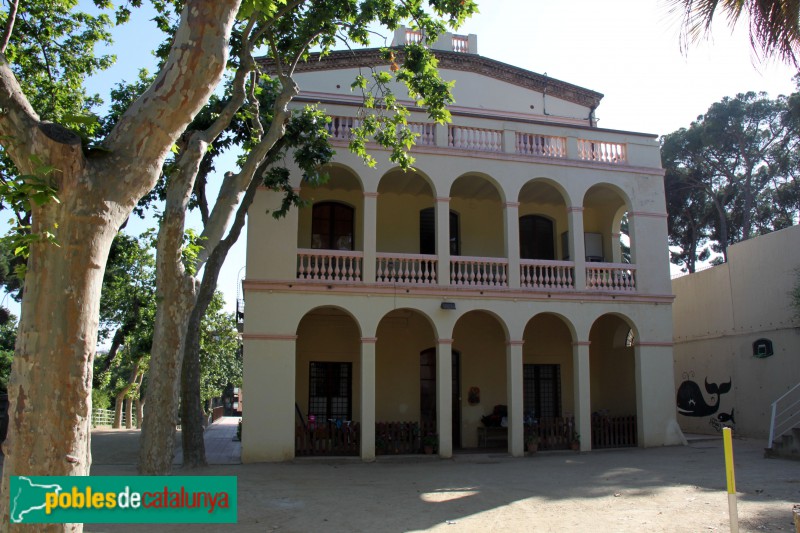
[{"xmin": 242, "ymin": 29, "xmax": 679, "ymax": 462}]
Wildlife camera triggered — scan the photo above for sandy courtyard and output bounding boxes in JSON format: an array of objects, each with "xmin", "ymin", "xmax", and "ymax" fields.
[{"xmin": 80, "ymin": 431, "xmax": 800, "ymax": 533}]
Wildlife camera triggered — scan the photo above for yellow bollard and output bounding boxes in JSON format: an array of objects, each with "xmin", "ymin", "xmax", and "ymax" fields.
[{"xmin": 723, "ymin": 427, "xmax": 739, "ymax": 533}]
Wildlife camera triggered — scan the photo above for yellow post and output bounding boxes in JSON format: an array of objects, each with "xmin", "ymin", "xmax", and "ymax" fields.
[{"xmin": 723, "ymin": 427, "xmax": 739, "ymax": 533}]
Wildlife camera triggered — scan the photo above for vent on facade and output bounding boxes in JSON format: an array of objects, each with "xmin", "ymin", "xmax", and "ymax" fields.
[{"xmin": 753, "ymin": 338, "xmax": 774, "ymax": 358}]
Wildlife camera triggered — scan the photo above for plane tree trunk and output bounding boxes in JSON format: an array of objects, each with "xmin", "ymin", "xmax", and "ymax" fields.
[{"xmin": 0, "ymin": 1, "xmax": 241, "ymax": 529}]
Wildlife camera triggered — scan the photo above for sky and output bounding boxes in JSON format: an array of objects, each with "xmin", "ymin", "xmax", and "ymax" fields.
[{"xmin": 5, "ymin": 0, "xmax": 800, "ymax": 321}]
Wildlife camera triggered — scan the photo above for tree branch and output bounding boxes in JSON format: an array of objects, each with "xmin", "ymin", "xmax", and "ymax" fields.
[{"xmin": 0, "ymin": 0, "xmax": 19, "ymax": 55}]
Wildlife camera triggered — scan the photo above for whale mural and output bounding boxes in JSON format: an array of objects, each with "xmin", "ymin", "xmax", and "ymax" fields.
[{"xmin": 676, "ymin": 377, "xmax": 732, "ymax": 417}]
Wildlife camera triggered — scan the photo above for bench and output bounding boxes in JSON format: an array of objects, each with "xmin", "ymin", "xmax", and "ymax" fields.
[{"xmin": 477, "ymin": 426, "xmax": 507, "ymax": 447}]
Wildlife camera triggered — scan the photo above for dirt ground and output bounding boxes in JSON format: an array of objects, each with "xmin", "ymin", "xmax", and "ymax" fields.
[{"xmin": 81, "ymin": 435, "xmax": 800, "ymax": 533}]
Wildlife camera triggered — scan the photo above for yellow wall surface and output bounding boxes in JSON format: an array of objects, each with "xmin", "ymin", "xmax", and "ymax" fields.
[
  {"xmin": 376, "ymin": 193, "xmax": 435, "ymax": 253},
  {"xmin": 374, "ymin": 311, "xmax": 437, "ymax": 421},
  {"xmin": 298, "ymin": 186, "xmax": 364, "ymax": 250},
  {"xmin": 450, "ymin": 197, "xmax": 505, "ymax": 258}
]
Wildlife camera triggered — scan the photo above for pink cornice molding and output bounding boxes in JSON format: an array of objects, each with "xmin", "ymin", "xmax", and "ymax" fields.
[
  {"xmin": 567, "ymin": 206, "xmax": 584, "ymax": 213},
  {"xmin": 363, "ymin": 192, "xmax": 379, "ymax": 198},
  {"xmin": 438, "ymin": 338, "xmax": 455, "ymax": 345},
  {"xmin": 634, "ymin": 341, "xmax": 674, "ymax": 347},
  {"xmin": 242, "ymin": 333, "xmax": 298, "ymax": 341},
  {"xmin": 572, "ymin": 341, "xmax": 591, "ymax": 346},
  {"xmin": 361, "ymin": 337, "xmax": 378, "ymax": 344},
  {"xmin": 507, "ymin": 340, "xmax": 525, "ymax": 346},
  {"xmin": 631, "ymin": 211, "xmax": 668, "ymax": 219},
  {"xmin": 435, "ymin": 197, "xmax": 451, "ymax": 203},
  {"xmin": 504, "ymin": 202, "xmax": 521, "ymax": 208}
]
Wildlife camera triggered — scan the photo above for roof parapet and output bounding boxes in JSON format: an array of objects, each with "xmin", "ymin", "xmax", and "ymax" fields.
[{"xmin": 391, "ymin": 26, "xmax": 478, "ymax": 54}]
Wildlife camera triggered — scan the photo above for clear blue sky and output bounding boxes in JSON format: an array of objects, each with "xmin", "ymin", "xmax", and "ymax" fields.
[{"xmin": 7, "ymin": 1, "xmax": 799, "ymax": 323}]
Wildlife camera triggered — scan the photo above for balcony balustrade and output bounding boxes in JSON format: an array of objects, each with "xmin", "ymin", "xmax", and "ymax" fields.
[
  {"xmin": 448, "ymin": 125, "xmax": 503, "ymax": 152},
  {"xmin": 297, "ymin": 249, "xmax": 363, "ymax": 282},
  {"xmin": 585, "ymin": 263, "xmax": 637, "ymax": 291},
  {"xmin": 515, "ymin": 133, "xmax": 567, "ymax": 158},
  {"xmin": 520, "ymin": 260, "xmax": 575, "ymax": 290},
  {"xmin": 577, "ymin": 139, "xmax": 627, "ymax": 164},
  {"xmin": 376, "ymin": 253, "xmax": 438, "ymax": 284},
  {"xmin": 450, "ymin": 256, "xmax": 509, "ymax": 287},
  {"xmin": 324, "ymin": 114, "xmax": 631, "ymax": 165}
]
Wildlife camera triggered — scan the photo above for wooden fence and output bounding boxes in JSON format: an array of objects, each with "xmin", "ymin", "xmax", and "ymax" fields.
[
  {"xmin": 524, "ymin": 417, "xmax": 575, "ymax": 450},
  {"xmin": 591, "ymin": 415, "xmax": 637, "ymax": 449},
  {"xmin": 295, "ymin": 422, "xmax": 360, "ymax": 456},
  {"xmin": 375, "ymin": 421, "xmax": 436, "ymax": 455}
]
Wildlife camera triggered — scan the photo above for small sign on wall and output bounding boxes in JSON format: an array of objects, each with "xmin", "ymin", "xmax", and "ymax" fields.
[{"xmin": 753, "ymin": 338, "xmax": 774, "ymax": 358}]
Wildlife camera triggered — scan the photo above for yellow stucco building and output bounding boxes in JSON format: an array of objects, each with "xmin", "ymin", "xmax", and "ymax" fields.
[{"xmin": 242, "ymin": 29, "xmax": 680, "ymax": 462}]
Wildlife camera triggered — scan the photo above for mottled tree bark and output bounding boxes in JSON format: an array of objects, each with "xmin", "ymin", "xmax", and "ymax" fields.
[{"xmin": 0, "ymin": 1, "xmax": 241, "ymax": 529}]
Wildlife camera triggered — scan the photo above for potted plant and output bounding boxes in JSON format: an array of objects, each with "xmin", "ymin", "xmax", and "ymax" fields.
[
  {"xmin": 570, "ymin": 432, "xmax": 580, "ymax": 451},
  {"xmin": 422, "ymin": 433, "xmax": 438, "ymax": 454},
  {"xmin": 525, "ymin": 434, "xmax": 541, "ymax": 453}
]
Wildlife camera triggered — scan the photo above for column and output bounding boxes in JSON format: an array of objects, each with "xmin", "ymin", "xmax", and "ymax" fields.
[
  {"xmin": 567, "ymin": 206, "xmax": 586, "ymax": 289},
  {"xmin": 436, "ymin": 338, "xmax": 454, "ymax": 458},
  {"xmin": 360, "ymin": 337, "xmax": 377, "ymax": 461},
  {"xmin": 505, "ymin": 202, "xmax": 521, "ymax": 288},
  {"xmin": 436, "ymin": 197, "xmax": 451, "ymax": 286},
  {"xmin": 506, "ymin": 340, "xmax": 524, "ymax": 457},
  {"xmin": 572, "ymin": 341, "xmax": 591, "ymax": 452},
  {"xmin": 363, "ymin": 192, "xmax": 378, "ymax": 283},
  {"xmin": 241, "ymin": 335, "xmax": 297, "ymax": 463}
]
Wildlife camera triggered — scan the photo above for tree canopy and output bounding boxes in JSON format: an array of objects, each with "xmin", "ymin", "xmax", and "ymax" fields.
[{"xmin": 662, "ymin": 89, "xmax": 800, "ymax": 272}]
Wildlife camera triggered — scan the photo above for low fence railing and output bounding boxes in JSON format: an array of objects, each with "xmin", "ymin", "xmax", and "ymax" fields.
[
  {"xmin": 516, "ymin": 133, "xmax": 567, "ymax": 158},
  {"xmin": 92, "ymin": 408, "xmax": 115, "ymax": 427},
  {"xmin": 450, "ymin": 256, "xmax": 509, "ymax": 287},
  {"xmin": 326, "ymin": 116, "xmax": 360, "ymax": 140},
  {"xmin": 768, "ymin": 382, "xmax": 800, "ymax": 448},
  {"xmin": 407, "ymin": 122, "xmax": 436, "ymax": 145},
  {"xmin": 295, "ymin": 422, "xmax": 360, "ymax": 456},
  {"xmin": 297, "ymin": 249, "xmax": 363, "ymax": 282},
  {"xmin": 375, "ymin": 421, "xmax": 435, "ymax": 455},
  {"xmin": 577, "ymin": 139, "xmax": 627, "ymax": 164},
  {"xmin": 520, "ymin": 260, "xmax": 575, "ymax": 290},
  {"xmin": 585, "ymin": 263, "xmax": 637, "ymax": 291},
  {"xmin": 376, "ymin": 253, "xmax": 437, "ymax": 284},
  {"xmin": 591, "ymin": 415, "xmax": 637, "ymax": 449}
]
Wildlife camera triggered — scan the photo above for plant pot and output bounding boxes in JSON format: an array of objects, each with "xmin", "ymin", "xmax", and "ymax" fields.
[
  {"xmin": 526, "ymin": 442, "xmax": 538, "ymax": 453},
  {"xmin": 570, "ymin": 441, "xmax": 580, "ymax": 451},
  {"xmin": 424, "ymin": 445, "xmax": 434, "ymax": 455}
]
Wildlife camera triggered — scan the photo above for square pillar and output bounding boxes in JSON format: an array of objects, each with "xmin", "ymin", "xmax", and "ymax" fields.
[
  {"xmin": 572, "ymin": 341, "xmax": 591, "ymax": 452},
  {"xmin": 436, "ymin": 339, "xmax": 454, "ymax": 458},
  {"xmin": 635, "ymin": 342, "xmax": 679, "ymax": 447},
  {"xmin": 242, "ymin": 336, "xmax": 297, "ymax": 462},
  {"xmin": 360, "ymin": 337, "xmax": 377, "ymax": 460},
  {"xmin": 505, "ymin": 202, "xmax": 521, "ymax": 288},
  {"xmin": 506, "ymin": 340, "xmax": 525, "ymax": 457},
  {"xmin": 363, "ymin": 192, "xmax": 378, "ymax": 283},
  {"xmin": 567, "ymin": 207, "xmax": 586, "ymax": 289},
  {"xmin": 436, "ymin": 197, "xmax": 451, "ymax": 286}
]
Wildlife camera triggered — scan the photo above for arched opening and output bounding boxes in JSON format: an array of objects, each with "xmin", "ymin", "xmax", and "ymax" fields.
[
  {"xmin": 377, "ymin": 168, "xmax": 435, "ymax": 254},
  {"xmin": 374, "ymin": 309, "xmax": 438, "ymax": 454},
  {"xmin": 522, "ymin": 313, "xmax": 576, "ymax": 450},
  {"xmin": 297, "ymin": 165, "xmax": 363, "ymax": 250},
  {"xmin": 450, "ymin": 174, "xmax": 504, "ymax": 258},
  {"xmin": 582, "ymin": 184, "xmax": 631, "ymax": 263},
  {"xmin": 295, "ymin": 307, "xmax": 361, "ymax": 456},
  {"xmin": 589, "ymin": 314, "xmax": 638, "ymax": 449},
  {"xmin": 452, "ymin": 310, "xmax": 509, "ymax": 450}
]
